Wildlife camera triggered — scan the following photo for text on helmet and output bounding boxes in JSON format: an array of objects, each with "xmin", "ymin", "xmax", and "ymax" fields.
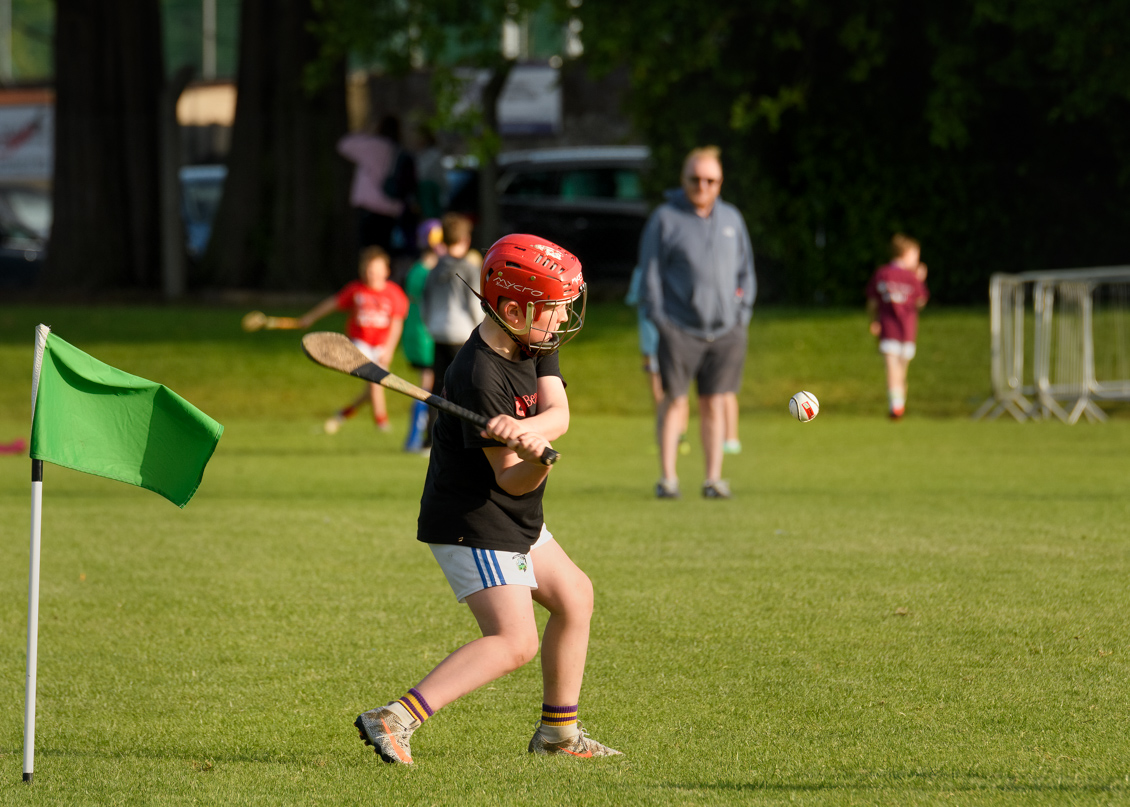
[{"xmin": 493, "ymin": 276, "xmax": 545, "ymax": 296}]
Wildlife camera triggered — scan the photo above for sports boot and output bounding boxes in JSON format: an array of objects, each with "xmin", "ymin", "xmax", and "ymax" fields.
[
  {"xmin": 528, "ymin": 721, "xmax": 623, "ymax": 758},
  {"xmin": 656, "ymin": 479, "xmax": 681, "ymax": 499},
  {"xmin": 701, "ymin": 479, "xmax": 732, "ymax": 499},
  {"xmin": 355, "ymin": 705, "xmax": 419, "ymax": 764}
]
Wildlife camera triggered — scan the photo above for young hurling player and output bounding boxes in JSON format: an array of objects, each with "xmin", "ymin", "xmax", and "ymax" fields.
[{"xmin": 355, "ymin": 234, "xmax": 622, "ymax": 763}]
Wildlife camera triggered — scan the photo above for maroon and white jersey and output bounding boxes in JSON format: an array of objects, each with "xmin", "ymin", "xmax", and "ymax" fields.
[{"xmin": 866, "ymin": 263, "xmax": 929, "ymax": 343}]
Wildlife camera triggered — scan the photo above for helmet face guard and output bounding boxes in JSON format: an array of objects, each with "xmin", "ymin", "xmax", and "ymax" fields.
[
  {"xmin": 479, "ymin": 235, "xmax": 586, "ymax": 357},
  {"xmin": 508, "ymin": 286, "xmax": 587, "ymax": 356}
]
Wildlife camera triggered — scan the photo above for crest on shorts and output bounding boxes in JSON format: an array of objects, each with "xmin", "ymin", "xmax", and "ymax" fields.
[{"xmin": 512, "ymin": 553, "xmax": 529, "ymax": 572}]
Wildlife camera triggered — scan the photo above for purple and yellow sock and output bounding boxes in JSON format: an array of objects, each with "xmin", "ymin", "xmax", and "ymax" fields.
[
  {"xmin": 397, "ymin": 688, "xmax": 434, "ymax": 724},
  {"xmin": 541, "ymin": 703, "xmax": 578, "ymax": 729}
]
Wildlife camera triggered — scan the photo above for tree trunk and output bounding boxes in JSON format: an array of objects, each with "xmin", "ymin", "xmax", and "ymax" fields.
[
  {"xmin": 48, "ymin": 0, "xmax": 165, "ymax": 291},
  {"xmin": 160, "ymin": 66, "xmax": 195, "ymax": 300},
  {"xmin": 476, "ymin": 62, "xmax": 513, "ymax": 249},
  {"xmin": 202, "ymin": 0, "xmax": 351, "ymax": 291}
]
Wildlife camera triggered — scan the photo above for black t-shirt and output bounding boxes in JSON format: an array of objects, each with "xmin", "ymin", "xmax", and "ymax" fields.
[{"xmin": 417, "ymin": 328, "xmax": 564, "ymax": 551}]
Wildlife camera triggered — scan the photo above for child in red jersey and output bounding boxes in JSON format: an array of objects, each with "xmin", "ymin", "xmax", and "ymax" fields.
[
  {"xmin": 866, "ymin": 233, "xmax": 930, "ymax": 419},
  {"xmin": 299, "ymin": 246, "xmax": 408, "ymax": 432}
]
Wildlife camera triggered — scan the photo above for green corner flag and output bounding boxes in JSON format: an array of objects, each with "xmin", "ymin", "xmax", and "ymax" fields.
[
  {"xmin": 23, "ymin": 325, "xmax": 224, "ymax": 783},
  {"xmin": 29, "ymin": 326, "xmax": 223, "ymax": 508}
]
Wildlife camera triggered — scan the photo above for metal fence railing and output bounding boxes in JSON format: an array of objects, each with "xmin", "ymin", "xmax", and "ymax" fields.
[{"xmin": 973, "ymin": 267, "xmax": 1130, "ymax": 424}]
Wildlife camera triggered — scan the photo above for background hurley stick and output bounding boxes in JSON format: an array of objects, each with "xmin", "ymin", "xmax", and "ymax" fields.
[
  {"xmin": 301, "ymin": 332, "xmax": 560, "ymax": 466},
  {"xmin": 241, "ymin": 311, "xmax": 301, "ymax": 332}
]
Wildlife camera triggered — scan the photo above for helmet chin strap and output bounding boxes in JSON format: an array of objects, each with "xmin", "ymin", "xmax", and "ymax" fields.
[{"xmin": 477, "ymin": 295, "xmax": 545, "ymax": 357}]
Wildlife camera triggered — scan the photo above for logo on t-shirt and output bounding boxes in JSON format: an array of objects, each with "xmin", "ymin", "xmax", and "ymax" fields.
[
  {"xmin": 514, "ymin": 393, "xmax": 537, "ymax": 417},
  {"xmin": 876, "ymin": 280, "xmax": 914, "ymax": 305},
  {"xmin": 354, "ymin": 292, "xmax": 394, "ymax": 329}
]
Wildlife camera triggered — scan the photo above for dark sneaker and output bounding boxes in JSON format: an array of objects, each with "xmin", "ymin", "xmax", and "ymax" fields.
[
  {"xmin": 656, "ymin": 479, "xmax": 681, "ymax": 499},
  {"xmin": 528, "ymin": 721, "xmax": 623, "ymax": 758},
  {"xmin": 355, "ymin": 706, "xmax": 418, "ymax": 764},
  {"xmin": 701, "ymin": 479, "xmax": 732, "ymax": 499}
]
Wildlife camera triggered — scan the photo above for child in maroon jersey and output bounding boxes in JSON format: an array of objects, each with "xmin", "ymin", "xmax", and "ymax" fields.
[{"xmin": 866, "ymin": 234, "xmax": 929, "ymax": 419}]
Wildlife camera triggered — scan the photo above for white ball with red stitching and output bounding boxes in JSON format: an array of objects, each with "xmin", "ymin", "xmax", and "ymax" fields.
[{"xmin": 789, "ymin": 391, "xmax": 820, "ymax": 422}]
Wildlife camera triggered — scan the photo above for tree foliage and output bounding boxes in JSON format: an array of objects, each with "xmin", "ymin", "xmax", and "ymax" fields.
[
  {"xmin": 308, "ymin": 0, "xmax": 540, "ymax": 244},
  {"xmin": 201, "ymin": 0, "xmax": 541, "ymax": 290},
  {"xmin": 579, "ymin": 0, "xmax": 1130, "ymax": 303}
]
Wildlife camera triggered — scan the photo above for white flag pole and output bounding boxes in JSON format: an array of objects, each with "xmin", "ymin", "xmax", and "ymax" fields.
[{"xmin": 24, "ymin": 324, "xmax": 49, "ymax": 784}]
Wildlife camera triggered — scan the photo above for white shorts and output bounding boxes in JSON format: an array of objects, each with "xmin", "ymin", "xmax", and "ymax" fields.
[
  {"xmin": 429, "ymin": 525, "xmax": 555, "ymax": 603},
  {"xmin": 878, "ymin": 339, "xmax": 916, "ymax": 360},
  {"xmin": 352, "ymin": 339, "xmax": 384, "ymax": 365}
]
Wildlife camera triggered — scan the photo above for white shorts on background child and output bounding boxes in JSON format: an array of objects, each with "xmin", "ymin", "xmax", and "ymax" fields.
[{"xmin": 878, "ymin": 339, "xmax": 916, "ymax": 360}]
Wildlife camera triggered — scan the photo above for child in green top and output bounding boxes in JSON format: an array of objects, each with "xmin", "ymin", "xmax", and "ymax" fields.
[{"xmin": 401, "ymin": 219, "xmax": 444, "ymax": 451}]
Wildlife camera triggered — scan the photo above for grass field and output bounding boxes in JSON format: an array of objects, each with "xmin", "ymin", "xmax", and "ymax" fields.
[{"xmin": 1, "ymin": 304, "xmax": 1128, "ymax": 805}]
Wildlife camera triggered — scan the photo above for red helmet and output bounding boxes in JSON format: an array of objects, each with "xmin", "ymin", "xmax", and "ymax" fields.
[{"xmin": 479, "ymin": 234, "xmax": 587, "ymax": 355}]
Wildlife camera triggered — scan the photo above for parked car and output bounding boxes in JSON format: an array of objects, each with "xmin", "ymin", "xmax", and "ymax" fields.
[
  {"xmin": 0, "ymin": 167, "xmax": 228, "ymax": 289},
  {"xmin": 445, "ymin": 145, "xmax": 652, "ymax": 283},
  {"xmin": 0, "ymin": 184, "xmax": 50, "ymax": 289}
]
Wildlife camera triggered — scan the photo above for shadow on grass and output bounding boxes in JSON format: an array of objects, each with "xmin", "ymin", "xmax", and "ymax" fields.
[
  {"xmin": 31, "ymin": 747, "xmax": 337, "ymax": 767},
  {"xmin": 664, "ymin": 773, "xmax": 1128, "ymax": 794}
]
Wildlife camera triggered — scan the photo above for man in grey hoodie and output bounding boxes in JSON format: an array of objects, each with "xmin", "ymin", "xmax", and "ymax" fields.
[{"xmin": 638, "ymin": 146, "xmax": 755, "ymax": 499}]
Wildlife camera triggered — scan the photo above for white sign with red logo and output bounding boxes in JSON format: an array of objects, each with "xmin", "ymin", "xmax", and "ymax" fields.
[{"xmin": 0, "ymin": 103, "xmax": 53, "ymax": 182}]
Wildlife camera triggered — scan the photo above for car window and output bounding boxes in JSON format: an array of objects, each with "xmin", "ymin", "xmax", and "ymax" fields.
[
  {"xmin": 559, "ymin": 168, "xmax": 644, "ymax": 200},
  {"xmin": 613, "ymin": 169, "xmax": 644, "ymax": 200},
  {"xmin": 504, "ymin": 170, "xmax": 559, "ymax": 198}
]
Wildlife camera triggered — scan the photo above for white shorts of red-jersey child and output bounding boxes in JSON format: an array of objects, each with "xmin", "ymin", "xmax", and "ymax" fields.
[{"xmin": 351, "ymin": 338, "xmax": 385, "ymax": 365}]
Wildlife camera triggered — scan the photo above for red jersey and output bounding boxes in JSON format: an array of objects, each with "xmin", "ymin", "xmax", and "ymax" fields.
[
  {"xmin": 866, "ymin": 263, "xmax": 929, "ymax": 343},
  {"xmin": 335, "ymin": 280, "xmax": 409, "ymax": 347}
]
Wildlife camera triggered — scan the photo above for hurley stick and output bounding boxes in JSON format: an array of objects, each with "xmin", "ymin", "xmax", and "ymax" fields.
[{"xmin": 301, "ymin": 332, "xmax": 559, "ymax": 466}]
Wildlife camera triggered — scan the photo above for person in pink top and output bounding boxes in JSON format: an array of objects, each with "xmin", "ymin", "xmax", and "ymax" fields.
[
  {"xmin": 866, "ymin": 233, "xmax": 929, "ymax": 419},
  {"xmin": 299, "ymin": 246, "xmax": 409, "ymax": 433},
  {"xmin": 337, "ymin": 116, "xmax": 407, "ymax": 253}
]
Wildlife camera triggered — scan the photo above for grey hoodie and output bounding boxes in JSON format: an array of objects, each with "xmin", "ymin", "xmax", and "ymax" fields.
[{"xmin": 638, "ymin": 189, "xmax": 755, "ymax": 340}]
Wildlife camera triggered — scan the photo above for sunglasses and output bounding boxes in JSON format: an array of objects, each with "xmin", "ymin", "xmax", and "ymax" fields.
[{"xmin": 685, "ymin": 175, "xmax": 721, "ymax": 186}]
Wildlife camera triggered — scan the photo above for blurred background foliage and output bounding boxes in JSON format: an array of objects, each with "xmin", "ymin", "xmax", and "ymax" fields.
[
  {"xmin": 578, "ymin": 0, "xmax": 1130, "ymax": 304},
  {"xmin": 28, "ymin": 0, "xmax": 1130, "ymax": 303}
]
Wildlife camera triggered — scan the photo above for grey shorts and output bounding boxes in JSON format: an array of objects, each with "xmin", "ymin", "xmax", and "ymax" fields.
[{"xmin": 656, "ymin": 321, "xmax": 748, "ymax": 398}]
